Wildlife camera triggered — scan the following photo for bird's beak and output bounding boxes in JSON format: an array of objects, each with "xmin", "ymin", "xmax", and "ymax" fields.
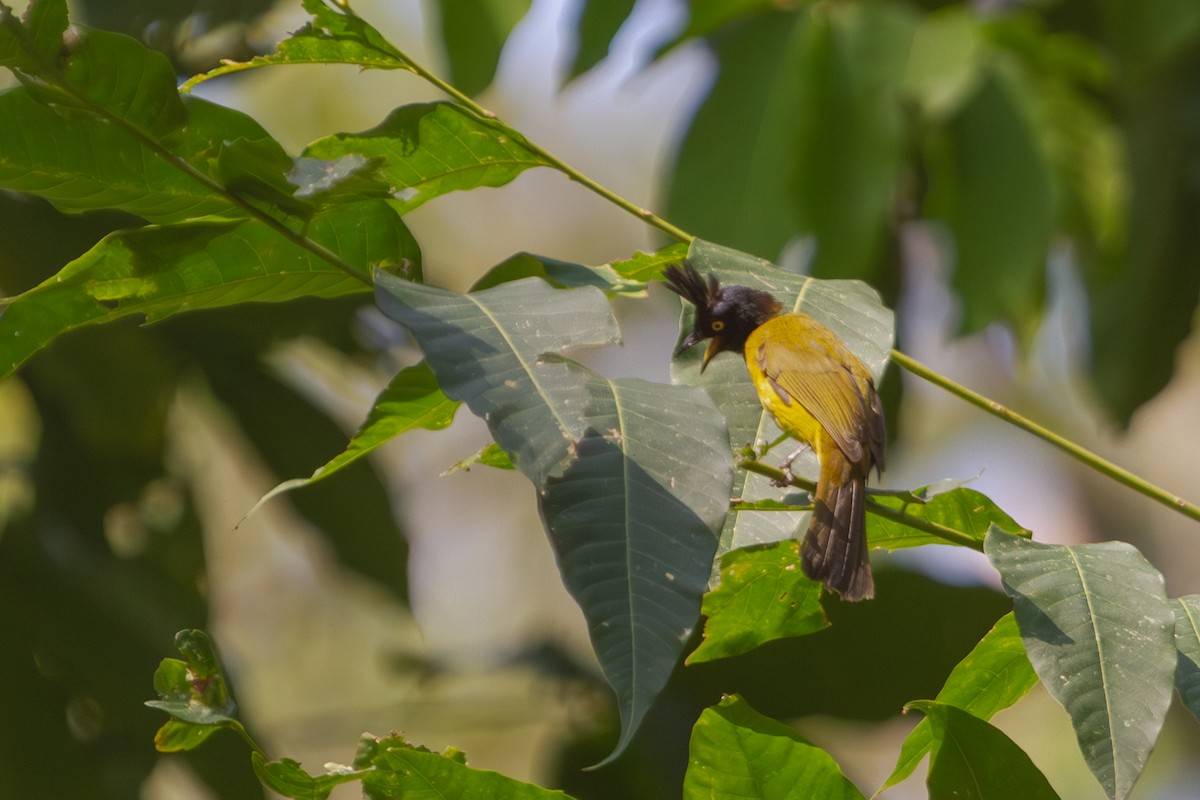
[{"xmin": 701, "ymin": 338, "xmax": 721, "ymax": 373}]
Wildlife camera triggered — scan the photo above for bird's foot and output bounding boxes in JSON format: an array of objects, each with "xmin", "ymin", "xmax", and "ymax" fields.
[{"xmin": 771, "ymin": 443, "xmax": 810, "ymax": 487}]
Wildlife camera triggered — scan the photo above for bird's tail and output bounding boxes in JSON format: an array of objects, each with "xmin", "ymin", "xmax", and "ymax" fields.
[{"xmin": 802, "ymin": 471, "xmax": 873, "ymax": 601}]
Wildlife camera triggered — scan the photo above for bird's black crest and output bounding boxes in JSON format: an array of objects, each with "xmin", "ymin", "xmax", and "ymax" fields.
[{"xmin": 663, "ymin": 262, "xmax": 719, "ymax": 310}]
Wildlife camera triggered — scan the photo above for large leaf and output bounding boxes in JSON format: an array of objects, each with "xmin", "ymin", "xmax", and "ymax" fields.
[
  {"xmin": 788, "ymin": 2, "xmax": 913, "ymax": 282},
  {"xmin": 883, "ymin": 612, "xmax": 1038, "ymax": 790},
  {"xmin": 683, "ymin": 694, "xmax": 864, "ymax": 800},
  {"xmin": 0, "ymin": 200, "xmax": 413, "ymax": 378},
  {"xmin": 908, "ymin": 700, "xmax": 1059, "ymax": 800},
  {"xmin": 686, "ymin": 540, "xmax": 827, "ymax": 664},
  {"xmin": 0, "ymin": 0, "xmax": 66, "ymax": 71},
  {"xmin": 1173, "ymin": 595, "xmax": 1200, "ymax": 723},
  {"xmin": 985, "ymin": 530, "xmax": 1175, "ymax": 800},
  {"xmin": 0, "ymin": 91, "xmax": 298, "ymax": 222},
  {"xmin": 304, "ymin": 102, "xmax": 553, "ymax": 216},
  {"xmin": 374, "ymin": 274, "xmax": 730, "ymax": 762},
  {"xmin": 670, "ymin": 239, "xmax": 893, "ymax": 569},
  {"xmin": 924, "ymin": 64, "xmax": 1054, "ymax": 338},
  {"xmin": 665, "ymin": 10, "xmax": 805, "ymax": 262}
]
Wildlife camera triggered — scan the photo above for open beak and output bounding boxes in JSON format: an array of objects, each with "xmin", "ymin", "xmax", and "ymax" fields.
[{"xmin": 674, "ymin": 331, "xmax": 722, "ymax": 373}]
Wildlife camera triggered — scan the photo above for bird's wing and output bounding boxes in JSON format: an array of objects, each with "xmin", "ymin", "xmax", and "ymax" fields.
[{"xmin": 753, "ymin": 315, "xmax": 875, "ymax": 464}]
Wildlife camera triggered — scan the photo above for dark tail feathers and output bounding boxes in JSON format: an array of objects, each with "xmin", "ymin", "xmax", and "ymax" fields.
[{"xmin": 802, "ymin": 474, "xmax": 873, "ymax": 601}]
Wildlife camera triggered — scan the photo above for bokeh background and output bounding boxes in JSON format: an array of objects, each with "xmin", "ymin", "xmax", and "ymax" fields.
[{"xmin": 2, "ymin": 0, "xmax": 1200, "ymax": 797}]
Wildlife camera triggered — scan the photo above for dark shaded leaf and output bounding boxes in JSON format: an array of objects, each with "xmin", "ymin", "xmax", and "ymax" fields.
[
  {"xmin": 374, "ymin": 275, "xmax": 730, "ymax": 764},
  {"xmin": 908, "ymin": 700, "xmax": 1059, "ymax": 799},
  {"xmin": 566, "ymin": 0, "xmax": 637, "ymax": 80},
  {"xmin": 683, "ymin": 694, "xmax": 864, "ymax": 800},
  {"xmin": 883, "ymin": 612, "xmax": 1038, "ymax": 790},
  {"xmin": 433, "ymin": 0, "xmax": 531, "ymax": 96},
  {"xmin": 985, "ymin": 530, "xmax": 1175, "ymax": 800},
  {"xmin": 1173, "ymin": 595, "xmax": 1200, "ymax": 723},
  {"xmin": 251, "ymin": 754, "xmax": 362, "ymax": 800}
]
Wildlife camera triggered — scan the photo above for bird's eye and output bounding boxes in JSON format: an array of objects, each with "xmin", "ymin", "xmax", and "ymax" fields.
[{"xmin": 710, "ymin": 320, "xmax": 725, "ymax": 332}]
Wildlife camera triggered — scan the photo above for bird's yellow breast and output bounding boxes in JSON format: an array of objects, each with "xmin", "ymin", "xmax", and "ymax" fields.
[{"xmin": 744, "ymin": 315, "xmax": 830, "ymax": 449}]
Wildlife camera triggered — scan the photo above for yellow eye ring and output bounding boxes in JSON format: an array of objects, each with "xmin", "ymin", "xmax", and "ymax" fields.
[{"xmin": 710, "ymin": 320, "xmax": 725, "ymax": 332}]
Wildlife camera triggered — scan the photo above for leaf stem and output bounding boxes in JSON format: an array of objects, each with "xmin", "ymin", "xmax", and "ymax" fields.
[
  {"xmin": 382, "ymin": 42, "xmax": 695, "ymax": 245},
  {"xmin": 890, "ymin": 349, "xmax": 1200, "ymax": 524},
  {"xmin": 737, "ymin": 458, "xmax": 984, "ymax": 551}
]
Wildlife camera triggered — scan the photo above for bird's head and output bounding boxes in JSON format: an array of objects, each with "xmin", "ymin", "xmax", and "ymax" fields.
[{"xmin": 663, "ymin": 262, "xmax": 784, "ymax": 372}]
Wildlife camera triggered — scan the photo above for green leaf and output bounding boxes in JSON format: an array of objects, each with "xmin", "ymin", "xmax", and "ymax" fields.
[
  {"xmin": 672, "ymin": 239, "xmax": 893, "ymax": 573},
  {"xmin": 57, "ymin": 26, "xmax": 187, "ymax": 136},
  {"xmin": 0, "ymin": 0, "xmax": 66, "ymax": 69},
  {"xmin": 671, "ymin": 0, "xmax": 777, "ymax": 45},
  {"xmin": 868, "ymin": 487, "xmax": 1031, "ymax": 551},
  {"xmin": 908, "ymin": 700, "xmax": 1059, "ymax": 800},
  {"xmin": 374, "ymin": 275, "xmax": 731, "ymax": 764},
  {"xmin": 470, "ymin": 251, "xmax": 643, "ymax": 294},
  {"xmin": 0, "ymin": 199, "xmax": 410, "ymax": 378},
  {"xmin": 1173, "ymin": 595, "xmax": 1200, "ymax": 723},
  {"xmin": 444, "ymin": 441, "xmax": 514, "ymax": 474},
  {"xmin": 251, "ymin": 754, "xmax": 363, "ymax": 800},
  {"xmin": 146, "ymin": 629, "xmax": 241, "ymax": 752},
  {"xmin": 566, "ymin": 0, "xmax": 637, "ymax": 80},
  {"xmin": 883, "ymin": 612, "xmax": 1039, "ymax": 790},
  {"xmin": 610, "ymin": 243, "xmax": 689, "ymax": 284},
  {"xmin": 683, "ymin": 695, "xmax": 864, "ymax": 800},
  {"xmin": 355, "ymin": 733, "xmax": 573, "ymax": 799},
  {"xmin": 925, "ymin": 65, "xmax": 1054, "ymax": 338},
  {"xmin": 374, "ymin": 275, "xmax": 619, "ymax": 482},
  {"xmin": 181, "ymin": 0, "xmax": 411, "ymax": 91},
  {"xmin": 901, "ymin": 7, "xmax": 988, "ymax": 120},
  {"xmin": 305, "ymin": 102, "xmax": 553, "ymax": 216},
  {"xmin": 687, "ymin": 540, "xmax": 827, "ymax": 664},
  {"xmin": 433, "ymin": 0, "xmax": 531, "ymax": 96},
  {"xmin": 665, "ymin": 10, "xmax": 805, "ymax": 261},
  {"xmin": 985, "ymin": 529, "xmax": 1175, "ymax": 800},
  {"xmin": 252, "ymin": 362, "xmax": 459, "ymax": 505}
]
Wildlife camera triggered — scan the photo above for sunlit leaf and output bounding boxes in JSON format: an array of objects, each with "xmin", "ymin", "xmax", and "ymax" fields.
[
  {"xmin": 868, "ymin": 487, "xmax": 1031, "ymax": 550},
  {"xmin": 883, "ymin": 612, "xmax": 1038, "ymax": 790},
  {"xmin": 0, "ymin": 91, "xmax": 297, "ymax": 222},
  {"xmin": 305, "ymin": 102, "xmax": 553, "ymax": 216},
  {"xmin": 355, "ymin": 733, "xmax": 574, "ymax": 799},
  {"xmin": 181, "ymin": 0, "xmax": 412, "ymax": 90},
  {"xmin": 0, "ymin": 199, "xmax": 413, "ymax": 378},
  {"xmin": 252, "ymin": 362, "xmax": 459, "ymax": 508},
  {"xmin": 985, "ymin": 530, "xmax": 1175, "ymax": 800},
  {"xmin": 444, "ymin": 441, "xmax": 514, "ymax": 474},
  {"xmin": 687, "ymin": 540, "xmax": 827, "ymax": 664},
  {"xmin": 251, "ymin": 754, "xmax": 362, "ymax": 800},
  {"xmin": 146, "ymin": 629, "xmax": 241, "ymax": 753},
  {"xmin": 908, "ymin": 700, "xmax": 1059, "ymax": 799},
  {"xmin": 683, "ymin": 695, "xmax": 864, "ymax": 800}
]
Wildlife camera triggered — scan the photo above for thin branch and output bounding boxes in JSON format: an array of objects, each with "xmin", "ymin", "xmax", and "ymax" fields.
[
  {"xmin": 738, "ymin": 458, "xmax": 985, "ymax": 551},
  {"xmin": 891, "ymin": 349, "xmax": 1200, "ymax": 524}
]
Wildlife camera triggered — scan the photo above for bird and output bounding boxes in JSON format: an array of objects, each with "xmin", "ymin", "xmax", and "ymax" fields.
[{"xmin": 664, "ymin": 262, "xmax": 885, "ymax": 601}]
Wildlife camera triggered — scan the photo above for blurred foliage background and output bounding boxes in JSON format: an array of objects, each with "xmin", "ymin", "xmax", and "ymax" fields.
[{"xmin": 2, "ymin": 0, "xmax": 1200, "ymax": 797}]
